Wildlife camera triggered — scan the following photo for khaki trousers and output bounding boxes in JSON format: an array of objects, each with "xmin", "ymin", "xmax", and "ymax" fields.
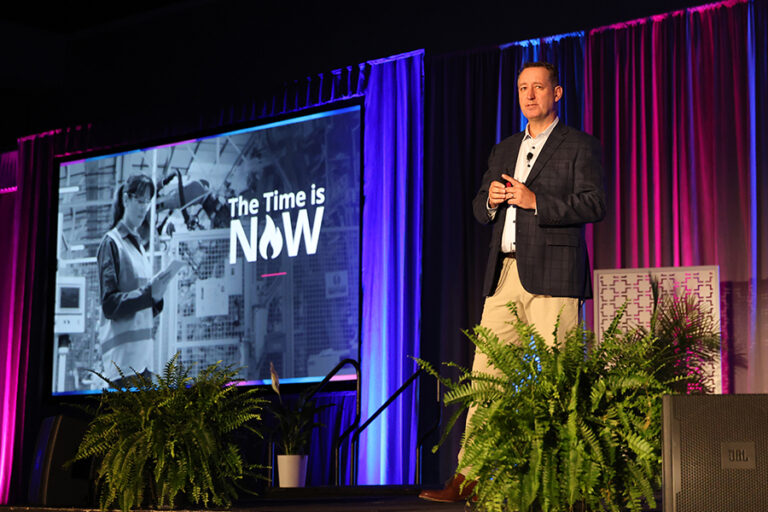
[{"xmin": 457, "ymin": 256, "xmax": 579, "ymax": 467}]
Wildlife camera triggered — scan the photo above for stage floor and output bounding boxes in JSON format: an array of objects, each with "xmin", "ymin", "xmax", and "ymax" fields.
[
  {"xmin": 1, "ymin": 485, "xmax": 664, "ymax": 511},
  {"xmin": 0, "ymin": 486, "xmax": 467, "ymax": 512},
  {"xmin": 2, "ymin": 500, "xmax": 463, "ymax": 512}
]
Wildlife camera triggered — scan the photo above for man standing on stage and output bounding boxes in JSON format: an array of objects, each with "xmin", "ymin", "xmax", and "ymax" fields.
[{"xmin": 419, "ymin": 61, "xmax": 606, "ymax": 502}]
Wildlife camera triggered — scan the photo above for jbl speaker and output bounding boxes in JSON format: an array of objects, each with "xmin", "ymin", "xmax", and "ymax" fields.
[
  {"xmin": 663, "ymin": 394, "xmax": 768, "ymax": 512},
  {"xmin": 27, "ymin": 415, "xmax": 91, "ymax": 506}
]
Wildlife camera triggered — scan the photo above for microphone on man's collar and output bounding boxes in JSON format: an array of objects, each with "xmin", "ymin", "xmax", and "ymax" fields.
[{"xmin": 506, "ymin": 152, "xmax": 534, "ymax": 187}]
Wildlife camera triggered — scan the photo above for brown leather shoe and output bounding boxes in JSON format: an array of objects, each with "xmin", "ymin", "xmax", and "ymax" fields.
[{"xmin": 418, "ymin": 473, "xmax": 477, "ymax": 502}]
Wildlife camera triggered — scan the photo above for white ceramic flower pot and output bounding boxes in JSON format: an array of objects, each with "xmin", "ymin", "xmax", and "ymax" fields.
[{"xmin": 277, "ymin": 454, "xmax": 308, "ymax": 488}]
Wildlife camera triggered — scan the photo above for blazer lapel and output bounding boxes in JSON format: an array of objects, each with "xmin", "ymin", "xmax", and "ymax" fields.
[
  {"xmin": 504, "ymin": 132, "xmax": 525, "ymax": 176},
  {"xmin": 525, "ymin": 122, "xmax": 568, "ymax": 185},
  {"xmin": 496, "ymin": 132, "xmax": 525, "ymax": 222}
]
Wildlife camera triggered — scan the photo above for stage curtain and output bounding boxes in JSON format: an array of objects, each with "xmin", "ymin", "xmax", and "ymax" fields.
[
  {"xmin": 421, "ymin": 47, "xmax": 500, "ymax": 485},
  {"xmin": 586, "ymin": 0, "xmax": 767, "ymax": 392},
  {"xmin": 0, "ymin": 127, "xmax": 95, "ymax": 504},
  {"xmin": 753, "ymin": 0, "xmax": 768, "ymax": 394},
  {"xmin": 359, "ymin": 50, "xmax": 424, "ymax": 485},
  {"xmin": 1, "ymin": 137, "xmax": 58, "ymax": 503},
  {"xmin": 0, "ymin": 150, "xmax": 19, "ymax": 503}
]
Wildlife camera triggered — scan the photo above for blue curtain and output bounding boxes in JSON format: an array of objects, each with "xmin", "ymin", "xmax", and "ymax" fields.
[{"xmin": 360, "ymin": 50, "xmax": 424, "ymax": 485}]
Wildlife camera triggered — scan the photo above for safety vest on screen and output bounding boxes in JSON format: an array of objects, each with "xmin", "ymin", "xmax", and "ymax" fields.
[{"xmin": 100, "ymin": 226, "xmax": 154, "ymax": 381}]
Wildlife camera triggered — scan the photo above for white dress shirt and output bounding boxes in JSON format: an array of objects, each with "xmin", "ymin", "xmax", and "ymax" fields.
[{"xmin": 489, "ymin": 117, "xmax": 559, "ymax": 252}]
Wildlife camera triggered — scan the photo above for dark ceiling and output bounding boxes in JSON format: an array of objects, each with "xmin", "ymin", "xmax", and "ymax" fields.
[
  {"xmin": 0, "ymin": 0, "xmax": 193, "ymax": 34},
  {"xmin": 1, "ymin": 0, "xmax": 707, "ymax": 152}
]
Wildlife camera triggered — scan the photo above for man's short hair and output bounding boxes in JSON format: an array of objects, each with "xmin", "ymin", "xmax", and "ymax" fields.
[{"xmin": 518, "ymin": 61, "xmax": 559, "ymax": 87}]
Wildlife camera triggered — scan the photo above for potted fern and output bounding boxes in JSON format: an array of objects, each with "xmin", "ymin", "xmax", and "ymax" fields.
[
  {"xmin": 70, "ymin": 354, "xmax": 265, "ymax": 511},
  {"xmin": 268, "ymin": 362, "xmax": 329, "ymax": 488},
  {"xmin": 633, "ymin": 277, "xmax": 721, "ymax": 394},
  {"xmin": 418, "ymin": 287, "xmax": 719, "ymax": 512}
]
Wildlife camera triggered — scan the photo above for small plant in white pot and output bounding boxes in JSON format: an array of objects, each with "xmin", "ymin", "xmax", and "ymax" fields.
[{"xmin": 269, "ymin": 362, "xmax": 330, "ymax": 488}]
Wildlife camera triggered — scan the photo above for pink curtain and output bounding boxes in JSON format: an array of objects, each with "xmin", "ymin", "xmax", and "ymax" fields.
[
  {"xmin": 586, "ymin": 0, "xmax": 766, "ymax": 392},
  {"xmin": 0, "ymin": 151, "xmax": 20, "ymax": 503},
  {"xmin": 0, "ymin": 127, "xmax": 88, "ymax": 503}
]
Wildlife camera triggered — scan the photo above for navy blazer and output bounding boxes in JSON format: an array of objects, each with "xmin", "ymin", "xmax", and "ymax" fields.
[{"xmin": 472, "ymin": 122, "xmax": 606, "ymax": 299}]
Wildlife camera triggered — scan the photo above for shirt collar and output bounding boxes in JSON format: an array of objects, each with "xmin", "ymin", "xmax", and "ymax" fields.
[
  {"xmin": 116, "ymin": 220, "xmax": 140, "ymax": 240},
  {"xmin": 523, "ymin": 116, "xmax": 559, "ymax": 142}
]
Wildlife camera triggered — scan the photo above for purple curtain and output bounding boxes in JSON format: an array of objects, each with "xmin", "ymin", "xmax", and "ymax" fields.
[
  {"xmin": 586, "ymin": 0, "xmax": 766, "ymax": 392},
  {"xmin": 360, "ymin": 50, "xmax": 424, "ymax": 485}
]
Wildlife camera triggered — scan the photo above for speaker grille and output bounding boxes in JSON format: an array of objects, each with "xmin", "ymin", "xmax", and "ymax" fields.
[{"xmin": 670, "ymin": 395, "xmax": 768, "ymax": 511}]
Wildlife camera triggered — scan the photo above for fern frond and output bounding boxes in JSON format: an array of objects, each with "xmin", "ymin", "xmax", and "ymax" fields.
[
  {"xmin": 71, "ymin": 354, "xmax": 263, "ymax": 511},
  {"xmin": 413, "ymin": 286, "xmax": 713, "ymax": 511}
]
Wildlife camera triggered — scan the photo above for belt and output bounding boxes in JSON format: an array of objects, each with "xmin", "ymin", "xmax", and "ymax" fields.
[{"xmin": 502, "ymin": 251, "xmax": 516, "ymax": 259}]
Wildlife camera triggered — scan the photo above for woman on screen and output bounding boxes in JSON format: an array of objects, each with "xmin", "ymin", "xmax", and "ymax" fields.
[{"xmin": 97, "ymin": 174, "xmax": 182, "ymax": 386}]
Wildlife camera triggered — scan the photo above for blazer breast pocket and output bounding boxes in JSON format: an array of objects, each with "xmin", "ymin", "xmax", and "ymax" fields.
[{"xmin": 545, "ymin": 232, "xmax": 579, "ymax": 247}]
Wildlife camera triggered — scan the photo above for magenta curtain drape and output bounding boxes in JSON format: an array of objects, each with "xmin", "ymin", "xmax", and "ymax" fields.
[
  {"xmin": 587, "ymin": 0, "xmax": 767, "ymax": 392},
  {"xmin": 1, "ymin": 130, "xmax": 72, "ymax": 502},
  {"xmin": 0, "ymin": 151, "xmax": 20, "ymax": 503},
  {"xmin": 0, "ymin": 127, "xmax": 98, "ymax": 502}
]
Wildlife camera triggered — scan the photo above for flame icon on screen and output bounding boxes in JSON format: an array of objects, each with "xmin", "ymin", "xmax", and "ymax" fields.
[{"xmin": 259, "ymin": 215, "xmax": 283, "ymax": 259}]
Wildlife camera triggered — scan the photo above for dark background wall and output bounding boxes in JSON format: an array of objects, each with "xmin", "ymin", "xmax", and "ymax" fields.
[{"xmin": 1, "ymin": 0, "xmax": 706, "ymax": 153}]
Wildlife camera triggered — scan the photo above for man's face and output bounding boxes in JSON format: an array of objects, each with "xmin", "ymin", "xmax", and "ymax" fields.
[{"xmin": 517, "ymin": 66, "xmax": 563, "ymax": 124}]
